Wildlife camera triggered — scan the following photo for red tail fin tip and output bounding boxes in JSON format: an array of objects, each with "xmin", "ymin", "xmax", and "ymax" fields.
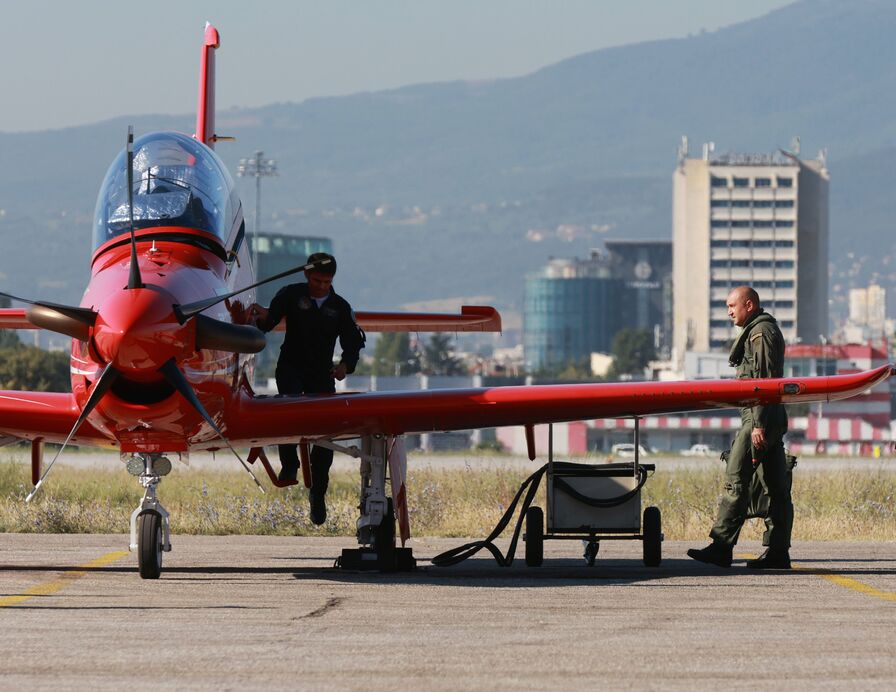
[{"xmin": 195, "ymin": 22, "xmax": 220, "ymax": 148}]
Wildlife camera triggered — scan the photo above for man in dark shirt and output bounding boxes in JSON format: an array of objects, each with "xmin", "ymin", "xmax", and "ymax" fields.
[
  {"xmin": 250, "ymin": 253, "xmax": 365, "ymax": 525},
  {"xmin": 688, "ymin": 285, "xmax": 793, "ymax": 569}
]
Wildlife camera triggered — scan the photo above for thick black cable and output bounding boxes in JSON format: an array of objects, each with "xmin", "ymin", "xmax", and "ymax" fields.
[{"xmin": 431, "ymin": 461, "xmax": 651, "ymax": 568}]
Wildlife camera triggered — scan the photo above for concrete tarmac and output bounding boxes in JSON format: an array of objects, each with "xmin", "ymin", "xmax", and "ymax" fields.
[{"xmin": 0, "ymin": 534, "xmax": 894, "ymax": 690}]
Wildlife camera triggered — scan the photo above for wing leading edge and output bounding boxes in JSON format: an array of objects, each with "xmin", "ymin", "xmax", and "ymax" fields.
[
  {"xmin": 0, "ymin": 390, "xmax": 109, "ymax": 447},
  {"xmin": 222, "ymin": 365, "xmax": 895, "ymax": 447}
]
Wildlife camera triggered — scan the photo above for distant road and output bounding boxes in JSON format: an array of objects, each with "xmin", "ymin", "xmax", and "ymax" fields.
[{"xmin": 3, "ymin": 447, "xmax": 894, "ymax": 474}]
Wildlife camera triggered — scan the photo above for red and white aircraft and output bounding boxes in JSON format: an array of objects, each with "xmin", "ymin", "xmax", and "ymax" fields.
[{"xmin": 0, "ymin": 24, "xmax": 890, "ymax": 578}]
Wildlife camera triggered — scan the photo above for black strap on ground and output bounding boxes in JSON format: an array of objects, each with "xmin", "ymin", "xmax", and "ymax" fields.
[
  {"xmin": 431, "ymin": 461, "xmax": 648, "ymax": 568},
  {"xmin": 431, "ymin": 463, "xmax": 548, "ymax": 567}
]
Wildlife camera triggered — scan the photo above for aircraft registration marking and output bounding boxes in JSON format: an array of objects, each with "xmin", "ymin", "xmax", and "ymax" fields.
[{"xmin": 0, "ymin": 550, "xmax": 129, "ymax": 607}]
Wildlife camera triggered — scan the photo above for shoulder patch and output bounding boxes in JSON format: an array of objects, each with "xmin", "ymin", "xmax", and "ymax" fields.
[{"xmin": 750, "ymin": 332, "xmax": 763, "ymax": 341}]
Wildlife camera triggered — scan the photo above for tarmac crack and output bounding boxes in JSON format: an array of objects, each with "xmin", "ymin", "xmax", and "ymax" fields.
[{"xmin": 301, "ymin": 596, "xmax": 343, "ymax": 619}]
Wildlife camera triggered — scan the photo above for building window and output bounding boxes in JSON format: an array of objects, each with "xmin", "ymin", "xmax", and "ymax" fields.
[
  {"xmin": 775, "ymin": 260, "xmax": 794, "ymax": 268},
  {"xmin": 777, "ymin": 177, "xmax": 793, "ymax": 187},
  {"xmin": 775, "ymin": 199, "xmax": 794, "ymax": 208},
  {"xmin": 711, "ymin": 199, "xmax": 730, "ymax": 207},
  {"xmin": 731, "ymin": 220, "xmax": 750, "ymax": 228},
  {"xmin": 710, "ymin": 320, "xmax": 731, "ymax": 328},
  {"xmin": 780, "ymin": 320, "xmax": 794, "ymax": 328},
  {"xmin": 775, "ymin": 220, "xmax": 794, "ymax": 228},
  {"xmin": 777, "ymin": 280, "xmax": 794, "ymax": 288},
  {"xmin": 711, "ymin": 219, "xmax": 729, "ymax": 228},
  {"xmin": 753, "ymin": 260, "xmax": 773, "ymax": 268},
  {"xmin": 776, "ymin": 240, "xmax": 794, "ymax": 248},
  {"xmin": 754, "ymin": 220, "xmax": 774, "ymax": 228},
  {"xmin": 732, "ymin": 200, "xmax": 751, "ymax": 208},
  {"xmin": 754, "ymin": 200, "xmax": 774, "ymax": 208},
  {"xmin": 755, "ymin": 177, "xmax": 772, "ymax": 187},
  {"xmin": 711, "ymin": 176, "xmax": 728, "ymax": 187},
  {"xmin": 733, "ymin": 177, "xmax": 749, "ymax": 187}
]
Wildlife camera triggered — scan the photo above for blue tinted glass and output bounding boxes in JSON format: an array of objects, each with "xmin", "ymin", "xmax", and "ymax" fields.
[{"xmin": 93, "ymin": 132, "xmax": 239, "ymax": 250}]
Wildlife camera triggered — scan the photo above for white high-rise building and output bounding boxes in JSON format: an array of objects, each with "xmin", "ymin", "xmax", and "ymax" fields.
[{"xmin": 672, "ymin": 141, "xmax": 829, "ymax": 367}]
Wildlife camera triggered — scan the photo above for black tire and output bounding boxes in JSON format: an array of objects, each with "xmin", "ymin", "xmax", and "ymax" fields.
[
  {"xmin": 643, "ymin": 506, "xmax": 662, "ymax": 567},
  {"xmin": 524, "ymin": 506, "xmax": 544, "ymax": 567},
  {"xmin": 138, "ymin": 510, "xmax": 163, "ymax": 579},
  {"xmin": 584, "ymin": 540, "xmax": 599, "ymax": 567}
]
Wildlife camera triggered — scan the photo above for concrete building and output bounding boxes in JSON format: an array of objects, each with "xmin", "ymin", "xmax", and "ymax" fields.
[{"xmin": 672, "ymin": 141, "xmax": 829, "ymax": 368}]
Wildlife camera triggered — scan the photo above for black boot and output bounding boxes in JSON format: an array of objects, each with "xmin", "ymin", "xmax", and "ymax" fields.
[
  {"xmin": 746, "ymin": 548, "xmax": 791, "ymax": 569},
  {"xmin": 309, "ymin": 490, "xmax": 327, "ymax": 525},
  {"xmin": 687, "ymin": 542, "xmax": 733, "ymax": 567},
  {"xmin": 278, "ymin": 460, "xmax": 299, "ymax": 483}
]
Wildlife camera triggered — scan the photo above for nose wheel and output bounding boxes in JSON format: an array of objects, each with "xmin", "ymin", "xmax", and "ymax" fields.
[
  {"xmin": 137, "ymin": 510, "xmax": 164, "ymax": 579},
  {"xmin": 127, "ymin": 454, "xmax": 172, "ymax": 579}
]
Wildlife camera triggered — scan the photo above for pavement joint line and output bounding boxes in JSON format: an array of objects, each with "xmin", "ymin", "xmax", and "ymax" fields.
[
  {"xmin": 739, "ymin": 552, "xmax": 896, "ymax": 603},
  {"xmin": 0, "ymin": 550, "xmax": 129, "ymax": 608}
]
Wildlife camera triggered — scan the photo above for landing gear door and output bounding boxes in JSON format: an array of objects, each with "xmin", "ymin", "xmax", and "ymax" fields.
[{"xmin": 388, "ymin": 436, "xmax": 410, "ymax": 546}]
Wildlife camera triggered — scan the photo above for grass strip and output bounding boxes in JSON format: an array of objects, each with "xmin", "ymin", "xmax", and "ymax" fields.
[{"xmin": 0, "ymin": 458, "xmax": 893, "ymax": 541}]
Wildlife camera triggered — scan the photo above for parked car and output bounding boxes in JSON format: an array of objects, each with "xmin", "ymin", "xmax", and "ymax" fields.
[
  {"xmin": 681, "ymin": 443, "xmax": 721, "ymax": 457},
  {"xmin": 610, "ymin": 443, "xmax": 651, "ymax": 458}
]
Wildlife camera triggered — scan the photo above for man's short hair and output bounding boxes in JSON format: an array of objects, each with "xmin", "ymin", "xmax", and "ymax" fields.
[
  {"xmin": 306, "ymin": 252, "xmax": 336, "ymax": 276},
  {"xmin": 732, "ymin": 284, "xmax": 761, "ymax": 309}
]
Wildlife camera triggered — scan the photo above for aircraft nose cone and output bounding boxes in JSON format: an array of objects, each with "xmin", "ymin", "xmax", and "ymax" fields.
[{"xmin": 93, "ymin": 288, "xmax": 195, "ymax": 373}]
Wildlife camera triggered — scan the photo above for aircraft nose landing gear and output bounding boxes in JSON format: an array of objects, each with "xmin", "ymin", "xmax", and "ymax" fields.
[{"xmin": 126, "ymin": 453, "xmax": 172, "ymax": 579}]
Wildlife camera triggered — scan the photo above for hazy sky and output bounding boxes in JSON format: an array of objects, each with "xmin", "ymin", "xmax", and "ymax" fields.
[{"xmin": 0, "ymin": 0, "xmax": 793, "ymax": 133}]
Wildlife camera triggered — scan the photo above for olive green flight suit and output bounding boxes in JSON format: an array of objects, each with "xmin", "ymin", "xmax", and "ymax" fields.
[{"xmin": 709, "ymin": 311, "xmax": 793, "ymax": 551}]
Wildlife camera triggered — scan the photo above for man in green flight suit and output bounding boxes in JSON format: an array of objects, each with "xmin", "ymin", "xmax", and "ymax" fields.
[{"xmin": 688, "ymin": 285, "xmax": 793, "ymax": 569}]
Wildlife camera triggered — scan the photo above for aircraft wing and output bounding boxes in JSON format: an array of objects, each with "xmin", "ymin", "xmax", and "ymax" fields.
[
  {"xmin": 265, "ymin": 306, "xmax": 502, "ymax": 333},
  {"xmin": 0, "ymin": 309, "xmax": 31, "ymax": 329},
  {"xmin": 0, "ymin": 390, "xmax": 108, "ymax": 446},
  {"xmin": 221, "ymin": 365, "xmax": 894, "ymax": 447}
]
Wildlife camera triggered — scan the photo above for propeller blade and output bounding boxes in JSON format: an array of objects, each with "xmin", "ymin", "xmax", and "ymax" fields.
[
  {"xmin": 158, "ymin": 358, "xmax": 264, "ymax": 492},
  {"xmin": 26, "ymin": 364, "xmax": 120, "ymax": 502},
  {"xmin": 26, "ymin": 304, "xmax": 95, "ymax": 341},
  {"xmin": 0, "ymin": 290, "xmax": 96, "ymax": 341},
  {"xmin": 194, "ymin": 314, "xmax": 266, "ymax": 353},
  {"xmin": 174, "ymin": 257, "xmax": 333, "ymax": 322},
  {"xmin": 126, "ymin": 126, "xmax": 144, "ymax": 290}
]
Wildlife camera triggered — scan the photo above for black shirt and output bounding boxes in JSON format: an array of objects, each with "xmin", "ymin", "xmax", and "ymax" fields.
[{"xmin": 257, "ymin": 282, "xmax": 364, "ymax": 388}]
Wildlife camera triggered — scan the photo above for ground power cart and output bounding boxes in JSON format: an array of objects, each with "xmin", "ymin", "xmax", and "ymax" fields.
[{"xmin": 524, "ymin": 424, "xmax": 663, "ymax": 567}]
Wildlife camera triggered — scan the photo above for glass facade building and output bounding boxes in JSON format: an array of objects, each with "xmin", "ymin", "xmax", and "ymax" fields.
[{"xmin": 523, "ymin": 255, "xmax": 621, "ymax": 372}]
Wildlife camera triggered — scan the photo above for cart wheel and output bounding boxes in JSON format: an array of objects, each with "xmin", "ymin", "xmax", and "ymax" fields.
[
  {"xmin": 524, "ymin": 506, "xmax": 544, "ymax": 567},
  {"xmin": 642, "ymin": 506, "xmax": 662, "ymax": 567},
  {"xmin": 583, "ymin": 540, "xmax": 599, "ymax": 567}
]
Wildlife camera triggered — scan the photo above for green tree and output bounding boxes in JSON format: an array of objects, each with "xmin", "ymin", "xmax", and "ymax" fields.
[
  {"xmin": 607, "ymin": 328, "xmax": 656, "ymax": 379},
  {"xmin": 370, "ymin": 333, "xmax": 420, "ymax": 376},
  {"xmin": 421, "ymin": 334, "xmax": 465, "ymax": 376},
  {"xmin": 0, "ymin": 346, "xmax": 70, "ymax": 391}
]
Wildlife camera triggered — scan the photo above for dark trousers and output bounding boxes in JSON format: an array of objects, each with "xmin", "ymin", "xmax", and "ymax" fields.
[
  {"xmin": 275, "ymin": 365, "xmax": 334, "ymax": 496},
  {"xmin": 709, "ymin": 409, "xmax": 793, "ymax": 551}
]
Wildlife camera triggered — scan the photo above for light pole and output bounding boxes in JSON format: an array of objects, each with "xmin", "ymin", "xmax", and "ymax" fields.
[{"xmin": 237, "ymin": 151, "xmax": 277, "ymax": 274}]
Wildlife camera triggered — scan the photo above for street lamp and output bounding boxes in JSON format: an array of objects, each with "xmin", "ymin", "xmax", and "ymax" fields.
[{"xmin": 237, "ymin": 151, "xmax": 278, "ymax": 273}]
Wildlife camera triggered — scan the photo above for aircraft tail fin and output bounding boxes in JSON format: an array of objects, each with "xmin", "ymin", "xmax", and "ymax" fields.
[{"xmin": 195, "ymin": 22, "xmax": 220, "ymax": 148}]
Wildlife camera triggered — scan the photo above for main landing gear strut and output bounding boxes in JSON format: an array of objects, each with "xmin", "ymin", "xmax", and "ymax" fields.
[
  {"xmin": 319, "ymin": 435, "xmax": 415, "ymax": 572},
  {"xmin": 126, "ymin": 453, "xmax": 173, "ymax": 579}
]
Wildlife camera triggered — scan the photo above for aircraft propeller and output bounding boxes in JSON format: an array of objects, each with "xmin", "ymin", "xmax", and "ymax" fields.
[{"xmin": 10, "ymin": 127, "xmax": 333, "ymax": 499}]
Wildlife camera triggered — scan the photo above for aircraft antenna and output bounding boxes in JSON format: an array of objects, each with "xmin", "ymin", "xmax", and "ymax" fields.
[{"xmin": 126, "ymin": 126, "xmax": 144, "ymax": 290}]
